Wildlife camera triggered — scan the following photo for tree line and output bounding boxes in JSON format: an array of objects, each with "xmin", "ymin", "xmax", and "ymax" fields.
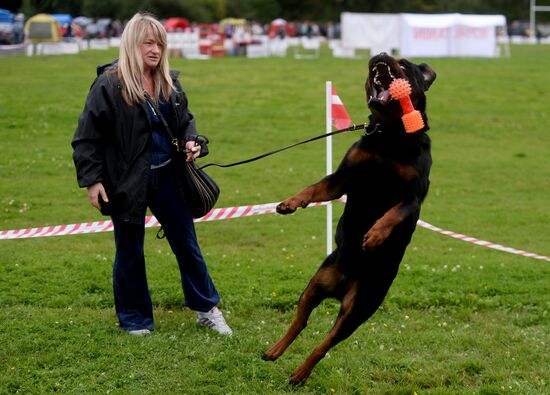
[{"xmin": 1, "ymin": 0, "xmax": 548, "ymax": 23}]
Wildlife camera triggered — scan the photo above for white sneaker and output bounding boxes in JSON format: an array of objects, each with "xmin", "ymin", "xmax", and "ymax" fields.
[
  {"xmin": 128, "ymin": 329, "xmax": 151, "ymax": 336},
  {"xmin": 195, "ymin": 306, "xmax": 233, "ymax": 336}
]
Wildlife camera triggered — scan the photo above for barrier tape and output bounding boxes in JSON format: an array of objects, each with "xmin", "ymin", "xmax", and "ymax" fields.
[
  {"xmin": 416, "ymin": 220, "xmax": 549, "ymax": 262},
  {"xmin": 1, "ymin": 200, "xmax": 548, "ymax": 262},
  {"xmin": 0, "ymin": 201, "xmax": 291, "ymax": 240}
]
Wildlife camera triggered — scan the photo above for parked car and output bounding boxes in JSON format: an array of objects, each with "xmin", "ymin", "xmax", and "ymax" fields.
[{"xmin": 0, "ymin": 8, "xmax": 15, "ymax": 44}]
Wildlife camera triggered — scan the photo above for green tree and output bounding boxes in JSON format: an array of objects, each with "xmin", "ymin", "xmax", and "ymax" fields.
[
  {"xmin": 227, "ymin": 0, "xmax": 279, "ymax": 22},
  {"xmin": 0, "ymin": 0, "xmax": 22, "ymax": 13},
  {"xmin": 18, "ymin": 0, "xmax": 83, "ymax": 16},
  {"xmin": 9, "ymin": 0, "xmax": 550, "ymax": 24},
  {"xmin": 207, "ymin": 0, "xmax": 227, "ymax": 20},
  {"xmin": 81, "ymin": 0, "xmax": 122, "ymax": 18}
]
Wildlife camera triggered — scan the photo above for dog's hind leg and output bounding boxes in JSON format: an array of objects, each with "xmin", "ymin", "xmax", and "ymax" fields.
[
  {"xmin": 288, "ymin": 282, "xmax": 365, "ymax": 385},
  {"xmin": 289, "ymin": 276, "xmax": 395, "ymax": 385},
  {"xmin": 263, "ymin": 254, "xmax": 341, "ymax": 362}
]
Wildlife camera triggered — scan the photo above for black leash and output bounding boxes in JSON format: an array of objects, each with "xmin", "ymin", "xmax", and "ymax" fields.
[
  {"xmin": 145, "ymin": 89, "xmax": 378, "ymax": 171},
  {"xmin": 200, "ymin": 122, "xmax": 379, "ymax": 170}
]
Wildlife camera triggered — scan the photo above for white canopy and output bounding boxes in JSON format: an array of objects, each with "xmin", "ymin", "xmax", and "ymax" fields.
[
  {"xmin": 341, "ymin": 13, "xmax": 400, "ymax": 55},
  {"xmin": 341, "ymin": 12, "xmax": 507, "ymax": 58}
]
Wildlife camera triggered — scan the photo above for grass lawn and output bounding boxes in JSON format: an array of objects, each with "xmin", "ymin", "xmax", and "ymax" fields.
[{"xmin": 0, "ymin": 45, "xmax": 548, "ymax": 394}]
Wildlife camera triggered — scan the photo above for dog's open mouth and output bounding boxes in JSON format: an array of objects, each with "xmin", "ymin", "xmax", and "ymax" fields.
[
  {"xmin": 368, "ymin": 62, "xmax": 397, "ymax": 106},
  {"xmin": 367, "ymin": 56, "xmax": 406, "ymax": 108}
]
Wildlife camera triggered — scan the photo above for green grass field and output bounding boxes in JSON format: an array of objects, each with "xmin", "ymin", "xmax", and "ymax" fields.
[{"xmin": 0, "ymin": 45, "xmax": 549, "ymax": 394}]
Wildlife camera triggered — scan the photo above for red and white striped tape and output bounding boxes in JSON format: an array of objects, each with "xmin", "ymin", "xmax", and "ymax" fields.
[
  {"xmin": 1, "ymin": 200, "xmax": 548, "ymax": 262},
  {"xmin": 0, "ymin": 201, "xmax": 289, "ymax": 240},
  {"xmin": 416, "ymin": 220, "xmax": 549, "ymax": 261}
]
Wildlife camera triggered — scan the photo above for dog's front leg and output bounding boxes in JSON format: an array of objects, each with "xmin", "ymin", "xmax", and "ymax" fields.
[
  {"xmin": 277, "ymin": 176, "xmax": 343, "ymax": 214},
  {"xmin": 362, "ymin": 200, "xmax": 418, "ymax": 250}
]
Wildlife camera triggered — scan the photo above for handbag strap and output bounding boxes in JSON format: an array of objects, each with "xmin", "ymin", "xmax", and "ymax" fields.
[
  {"xmin": 144, "ymin": 91, "xmax": 183, "ymax": 153},
  {"xmin": 144, "ymin": 93, "xmax": 179, "ymax": 240}
]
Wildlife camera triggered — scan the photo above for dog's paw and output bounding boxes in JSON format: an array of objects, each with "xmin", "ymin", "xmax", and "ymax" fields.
[
  {"xmin": 362, "ymin": 227, "xmax": 389, "ymax": 250},
  {"xmin": 262, "ymin": 344, "xmax": 279, "ymax": 361},
  {"xmin": 262, "ymin": 351, "xmax": 277, "ymax": 361},
  {"xmin": 289, "ymin": 364, "xmax": 312, "ymax": 385},
  {"xmin": 276, "ymin": 198, "xmax": 302, "ymax": 214},
  {"xmin": 276, "ymin": 202, "xmax": 296, "ymax": 214}
]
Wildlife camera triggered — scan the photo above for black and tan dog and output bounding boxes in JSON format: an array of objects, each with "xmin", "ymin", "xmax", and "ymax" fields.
[{"xmin": 263, "ymin": 53, "xmax": 436, "ymax": 384}]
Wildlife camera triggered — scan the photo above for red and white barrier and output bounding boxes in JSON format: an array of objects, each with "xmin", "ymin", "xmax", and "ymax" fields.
[
  {"xmin": 0, "ymin": 200, "xmax": 548, "ymax": 262},
  {"xmin": 416, "ymin": 220, "xmax": 549, "ymax": 261},
  {"xmin": 0, "ymin": 201, "xmax": 287, "ymax": 240}
]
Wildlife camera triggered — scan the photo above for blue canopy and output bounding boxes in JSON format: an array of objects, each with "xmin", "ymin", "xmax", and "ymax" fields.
[
  {"xmin": 51, "ymin": 13, "xmax": 72, "ymax": 26},
  {"xmin": 0, "ymin": 8, "xmax": 14, "ymax": 23}
]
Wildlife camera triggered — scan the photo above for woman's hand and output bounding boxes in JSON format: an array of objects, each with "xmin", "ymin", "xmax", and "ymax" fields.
[
  {"xmin": 87, "ymin": 182, "xmax": 108, "ymax": 211},
  {"xmin": 185, "ymin": 140, "xmax": 201, "ymax": 161}
]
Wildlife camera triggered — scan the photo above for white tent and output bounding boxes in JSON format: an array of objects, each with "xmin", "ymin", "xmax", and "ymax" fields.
[
  {"xmin": 341, "ymin": 12, "xmax": 508, "ymax": 58},
  {"xmin": 341, "ymin": 13, "xmax": 400, "ymax": 55},
  {"xmin": 400, "ymin": 13, "xmax": 507, "ymax": 57}
]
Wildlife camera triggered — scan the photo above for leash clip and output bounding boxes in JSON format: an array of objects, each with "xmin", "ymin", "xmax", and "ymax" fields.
[{"xmin": 363, "ymin": 123, "xmax": 382, "ymax": 136}]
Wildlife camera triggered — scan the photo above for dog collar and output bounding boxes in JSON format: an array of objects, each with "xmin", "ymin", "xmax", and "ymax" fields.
[{"xmin": 363, "ymin": 123, "xmax": 383, "ymax": 136}]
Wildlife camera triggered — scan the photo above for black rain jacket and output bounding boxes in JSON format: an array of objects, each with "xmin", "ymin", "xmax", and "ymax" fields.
[{"xmin": 72, "ymin": 63, "xmax": 207, "ymax": 224}]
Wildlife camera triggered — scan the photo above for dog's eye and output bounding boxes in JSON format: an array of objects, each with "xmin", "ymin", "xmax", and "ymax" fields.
[{"xmin": 400, "ymin": 65, "xmax": 406, "ymax": 70}]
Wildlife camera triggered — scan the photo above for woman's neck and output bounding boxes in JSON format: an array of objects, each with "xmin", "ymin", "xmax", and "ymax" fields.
[{"xmin": 143, "ymin": 71, "xmax": 154, "ymax": 96}]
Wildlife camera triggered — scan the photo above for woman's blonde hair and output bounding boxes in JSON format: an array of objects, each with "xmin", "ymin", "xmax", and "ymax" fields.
[{"xmin": 118, "ymin": 12, "xmax": 174, "ymax": 105}]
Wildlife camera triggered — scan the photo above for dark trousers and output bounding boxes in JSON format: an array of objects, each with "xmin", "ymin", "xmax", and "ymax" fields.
[{"xmin": 112, "ymin": 163, "xmax": 220, "ymax": 331}]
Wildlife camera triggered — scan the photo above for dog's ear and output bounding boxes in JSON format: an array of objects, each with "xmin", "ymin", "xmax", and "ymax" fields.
[{"xmin": 419, "ymin": 63, "xmax": 436, "ymax": 91}]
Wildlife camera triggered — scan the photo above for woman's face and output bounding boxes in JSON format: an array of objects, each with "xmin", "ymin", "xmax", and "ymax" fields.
[{"xmin": 140, "ymin": 30, "xmax": 162, "ymax": 72}]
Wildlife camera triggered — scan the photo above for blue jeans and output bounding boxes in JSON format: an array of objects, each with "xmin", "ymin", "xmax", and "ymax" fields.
[{"xmin": 112, "ymin": 163, "xmax": 220, "ymax": 331}]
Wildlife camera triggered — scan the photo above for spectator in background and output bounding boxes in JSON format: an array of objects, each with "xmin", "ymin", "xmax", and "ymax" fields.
[
  {"xmin": 85, "ymin": 20, "xmax": 99, "ymax": 39},
  {"xmin": 63, "ymin": 22, "xmax": 72, "ymax": 39},
  {"xmin": 111, "ymin": 19, "xmax": 123, "ymax": 37},
  {"xmin": 326, "ymin": 21, "xmax": 335, "ymax": 40},
  {"xmin": 13, "ymin": 14, "xmax": 24, "ymax": 44}
]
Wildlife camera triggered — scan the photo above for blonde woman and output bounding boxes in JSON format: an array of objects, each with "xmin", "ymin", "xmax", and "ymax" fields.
[{"xmin": 72, "ymin": 12, "xmax": 232, "ymax": 336}]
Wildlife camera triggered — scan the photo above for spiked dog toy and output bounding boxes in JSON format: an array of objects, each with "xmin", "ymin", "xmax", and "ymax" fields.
[{"xmin": 388, "ymin": 78, "xmax": 425, "ymax": 133}]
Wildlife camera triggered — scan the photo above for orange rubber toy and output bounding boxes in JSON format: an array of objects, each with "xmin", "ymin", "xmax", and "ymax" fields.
[{"xmin": 388, "ymin": 78, "xmax": 425, "ymax": 133}]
